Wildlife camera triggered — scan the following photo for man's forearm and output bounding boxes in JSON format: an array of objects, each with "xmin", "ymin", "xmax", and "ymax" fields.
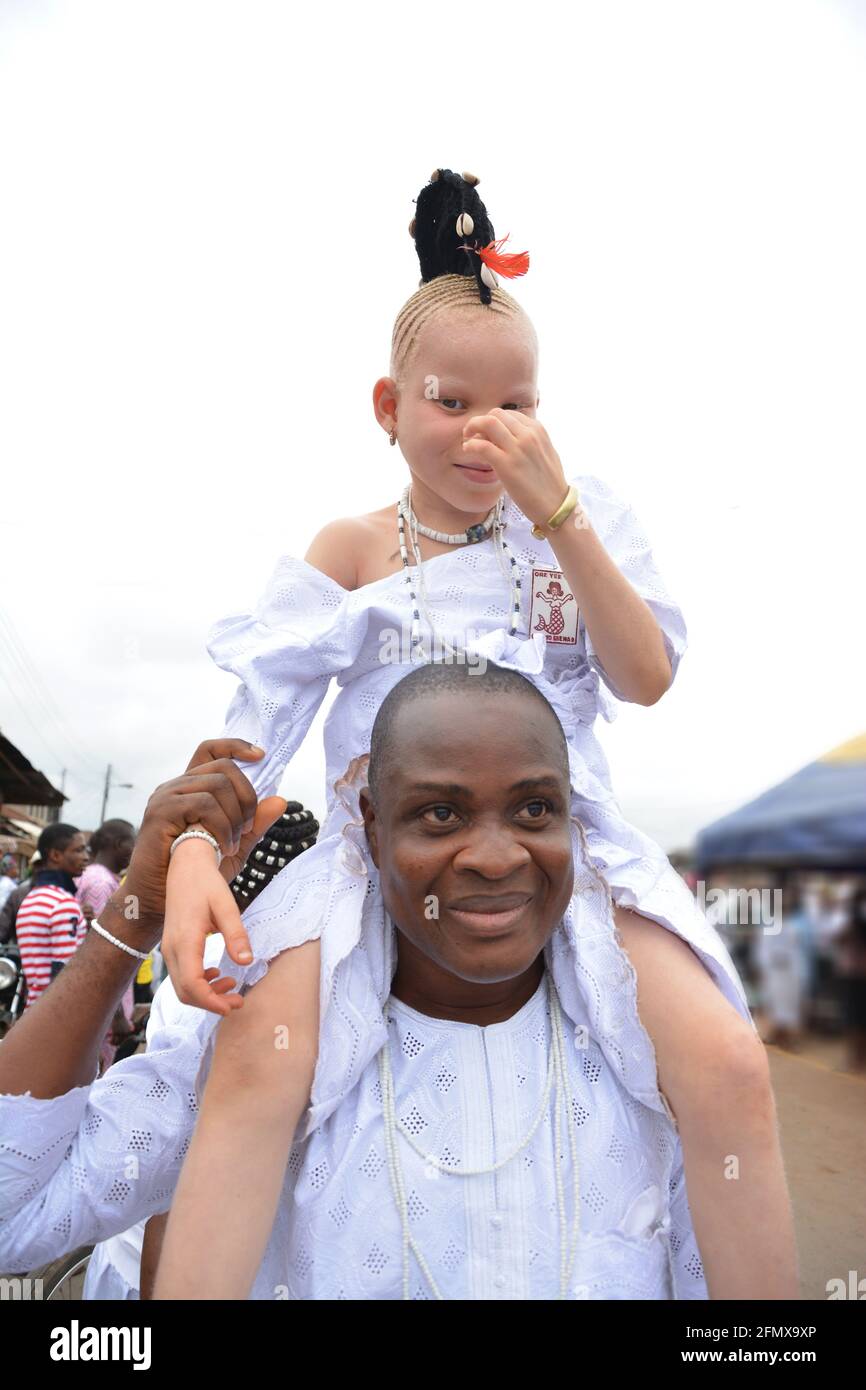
[{"xmin": 0, "ymin": 889, "xmax": 161, "ymax": 1099}]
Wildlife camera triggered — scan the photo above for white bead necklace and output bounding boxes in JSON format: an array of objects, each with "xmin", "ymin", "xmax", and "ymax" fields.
[
  {"xmin": 396, "ymin": 486, "xmax": 523, "ymax": 660},
  {"xmin": 377, "ymin": 962, "xmax": 582, "ymax": 1300},
  {"xmin": 399, "ymin": 484, "xmax": 499, "ymax": 545}
]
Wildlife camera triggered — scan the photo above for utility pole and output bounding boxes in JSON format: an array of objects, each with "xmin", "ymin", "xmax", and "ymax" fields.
[{"xmin": 101, "ymin": 763, "xmax": 133, "ymax": 823}]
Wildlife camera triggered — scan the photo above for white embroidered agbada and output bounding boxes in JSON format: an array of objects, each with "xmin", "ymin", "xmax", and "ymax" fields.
[{"xmin": 0, "ymin": 473, "xmax": 756, "ymax": 1299}]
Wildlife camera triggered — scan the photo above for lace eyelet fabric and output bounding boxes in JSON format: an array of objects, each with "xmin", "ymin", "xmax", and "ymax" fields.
[
  {"xmin": 1, "ymin": 819, "xmax": 746, "ymax": 1300},
  {"xmin": 0, "ymin": 475, "xmax": 755, "ymax": 1298}
]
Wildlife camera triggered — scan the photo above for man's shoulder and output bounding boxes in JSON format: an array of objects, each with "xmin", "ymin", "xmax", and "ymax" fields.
[
  {"xmin": 18, "ymin": 884, "xmax": 80, "ymax": 916},
  {"xmin": 18, "ymin": 884, "xmax": 69, "ymax": 905}
]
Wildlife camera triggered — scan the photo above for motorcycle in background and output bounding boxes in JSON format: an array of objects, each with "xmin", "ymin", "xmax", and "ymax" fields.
[{"xmin": 0, "ymin": 942, "xmax": 26, "ymax": 1039}]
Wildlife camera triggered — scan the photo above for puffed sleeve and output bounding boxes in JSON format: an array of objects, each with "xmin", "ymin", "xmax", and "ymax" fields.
[
  {"xmin": 0, "ymin": 1004, "xmax": 212, "ymax": 1271},
  {"xmin": 571, "ymin": 474, "xmax": 688, "ymax": 702},
  {"xmin": 207, "ymin": 555, "xmax": 357, "ymax": 800}
]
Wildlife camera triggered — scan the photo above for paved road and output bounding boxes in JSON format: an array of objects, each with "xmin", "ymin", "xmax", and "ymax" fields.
[{"xmin": 766, "ymin": 1044, "xmax": 866, "ymax": 1300}]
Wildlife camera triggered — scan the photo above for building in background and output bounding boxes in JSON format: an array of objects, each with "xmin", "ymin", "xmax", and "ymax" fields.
[{"xmin": 0, "ymin": 732, "xmax": 67, "ymax": 874}]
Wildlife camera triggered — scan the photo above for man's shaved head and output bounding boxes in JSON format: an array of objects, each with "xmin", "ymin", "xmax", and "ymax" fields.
[{"xmin": 368, "ymin": 661, "xmax": 569, "ymax": 806}]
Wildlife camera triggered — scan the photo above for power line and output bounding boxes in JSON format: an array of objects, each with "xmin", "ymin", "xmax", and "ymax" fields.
[
  {"xmin": 0, "ymin": 658, "xmax": 100, "ymax": 781},
  {"xmin": 0, "ymin": 606, "xmax": 105, "ymax": 769},
  {"xmin": 0, "ymin": 666, "xmax": 82, "ymax": 777},
  {"xmin": 0, "ymin": 679, "xmax": 103, "ymax": 793},
  {"xmin": 0, "ymin": 610, "xmax": 106, "ymax": 778},
  {"xmin": 0, "ymin": 605, "xmax": 106, "ymax": 780}
]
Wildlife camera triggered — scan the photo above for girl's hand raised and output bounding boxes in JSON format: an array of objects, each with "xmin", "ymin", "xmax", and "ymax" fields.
[{"xmin": 461, "ymin": 408, "xmax": 571, "ymax": 530}]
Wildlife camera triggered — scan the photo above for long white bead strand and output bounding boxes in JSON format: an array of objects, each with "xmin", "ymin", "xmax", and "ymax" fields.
[{"xmin": 377, "ymin": 972, "xmax": 582, "ymax": 1300}]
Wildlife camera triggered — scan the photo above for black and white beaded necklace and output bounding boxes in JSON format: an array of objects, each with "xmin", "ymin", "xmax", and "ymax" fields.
[{"xmin": 396, "ymin": 485, "xmax": 522, "ymax": 658}]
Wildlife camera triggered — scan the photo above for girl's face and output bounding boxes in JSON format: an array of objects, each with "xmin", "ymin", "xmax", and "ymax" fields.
[{"xmin": 376, "ymin": 312, "xmax": 539, "ymax": 516}]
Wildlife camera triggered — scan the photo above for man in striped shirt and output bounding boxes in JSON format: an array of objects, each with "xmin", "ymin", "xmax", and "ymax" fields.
[{"xmin": 16, "ymin": 823, "xmax": 89, "ymax": 1011}]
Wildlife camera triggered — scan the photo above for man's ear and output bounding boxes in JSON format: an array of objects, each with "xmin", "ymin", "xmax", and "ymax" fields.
[{"xmin": 358, "ymin": 787, "xmax": 380, "ymax": 869}]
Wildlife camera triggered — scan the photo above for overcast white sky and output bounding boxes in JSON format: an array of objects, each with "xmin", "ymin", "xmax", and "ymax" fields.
[{"xmin": 1, "ymin": 0, "xmax": 864, "ymax": 852}]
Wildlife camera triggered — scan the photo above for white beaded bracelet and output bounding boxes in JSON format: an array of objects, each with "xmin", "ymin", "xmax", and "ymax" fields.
[
  {"xmin": 90, "ymin": 917, "xmax": 151, "ymax": 961},
  {"xmin": 169, "ymin": 827, "xmax": 223, "ymax": 867}
]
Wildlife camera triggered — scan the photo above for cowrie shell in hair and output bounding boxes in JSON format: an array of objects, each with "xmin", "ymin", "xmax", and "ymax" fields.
[
  {"xmin": 430, "ymin": 169, "xmax": 440, "ymax": 182},
  {"xmin": 462, "ymin": 171, "xmax": 480, "ymax": 186},
  {"xmin": 480, "ymin": 262, "xmax": 499, "ymax": 289},
  {"xmin": 408, "ymin": 217, "xmax": 416, "ymax": 237},
  {"xmin": 456, "ymin": 212, "xmax": 474, "ymax": 236}
]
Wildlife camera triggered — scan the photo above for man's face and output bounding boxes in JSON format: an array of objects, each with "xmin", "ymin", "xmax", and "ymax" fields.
[
  {"xmin": 52, "ymin": 832, "xmax": 89, "ymax": 877},
  {"xmin": 362, "ymin": 690, "xmax": 574, "ymax": 985}
]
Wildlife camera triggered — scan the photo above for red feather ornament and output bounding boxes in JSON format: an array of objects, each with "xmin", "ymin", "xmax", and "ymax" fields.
[{"xmin": 474, "ymin": 233, "xmax": 530, "ymax": 279}]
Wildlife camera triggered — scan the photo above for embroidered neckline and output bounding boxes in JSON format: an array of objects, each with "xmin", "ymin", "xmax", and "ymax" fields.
[{"xmin": 386, "ymin": 969, "xmax": 549, "ymax": 1036}]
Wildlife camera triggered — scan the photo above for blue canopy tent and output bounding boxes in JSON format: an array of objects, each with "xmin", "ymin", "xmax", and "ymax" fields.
[{"xmin": 696, "ymin": 733, "xmax": 866, "ymax": 872}]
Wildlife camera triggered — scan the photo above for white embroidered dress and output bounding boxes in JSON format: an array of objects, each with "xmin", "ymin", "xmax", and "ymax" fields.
[{"xmin": 0, "ymin": 474, "xmax": 755, "ymax": 1299}]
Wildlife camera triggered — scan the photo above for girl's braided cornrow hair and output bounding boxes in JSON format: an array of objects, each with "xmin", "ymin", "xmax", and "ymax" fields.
[{"xmin": 391, "ymin": 167, "xmax": 534, "ymax": 387}]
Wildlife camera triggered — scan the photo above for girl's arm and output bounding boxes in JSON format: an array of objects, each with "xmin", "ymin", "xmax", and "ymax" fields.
[
  {"xmin": 458, "ymin": 412, "xmax": 675, "ymax": 705},
  {"xmin": 140, "ymin": 1213, "xmax": 169, "ymax": 1299},
  {"xmin": 614, "ymin": 907, "xmax": 800, "ymax": 1299},
  {"xmin": 304, "ymin": 517, "xmax": 363, "ymax": 589},
  {"xmin": 546, "ymin": 516, "xmax": 673, "ymax": 705},
  {"xmin": 152, "ymin": 938, "xmax": 320, "ymax": 1300}
]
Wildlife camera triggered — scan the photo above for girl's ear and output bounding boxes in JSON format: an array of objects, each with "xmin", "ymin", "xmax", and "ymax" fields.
[{"xmin": 372, "ymin": 376, "xmax": 399, "ymax": 432}]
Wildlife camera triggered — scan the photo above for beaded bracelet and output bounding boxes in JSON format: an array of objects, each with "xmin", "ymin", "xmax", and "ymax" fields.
[
  {"xmin": 90, "ymin": 917, "xmax": 151, "ymax": 961},
  {"xmin": 169, "ymin": 827, "xmax": 223, "ymax": 867}
]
